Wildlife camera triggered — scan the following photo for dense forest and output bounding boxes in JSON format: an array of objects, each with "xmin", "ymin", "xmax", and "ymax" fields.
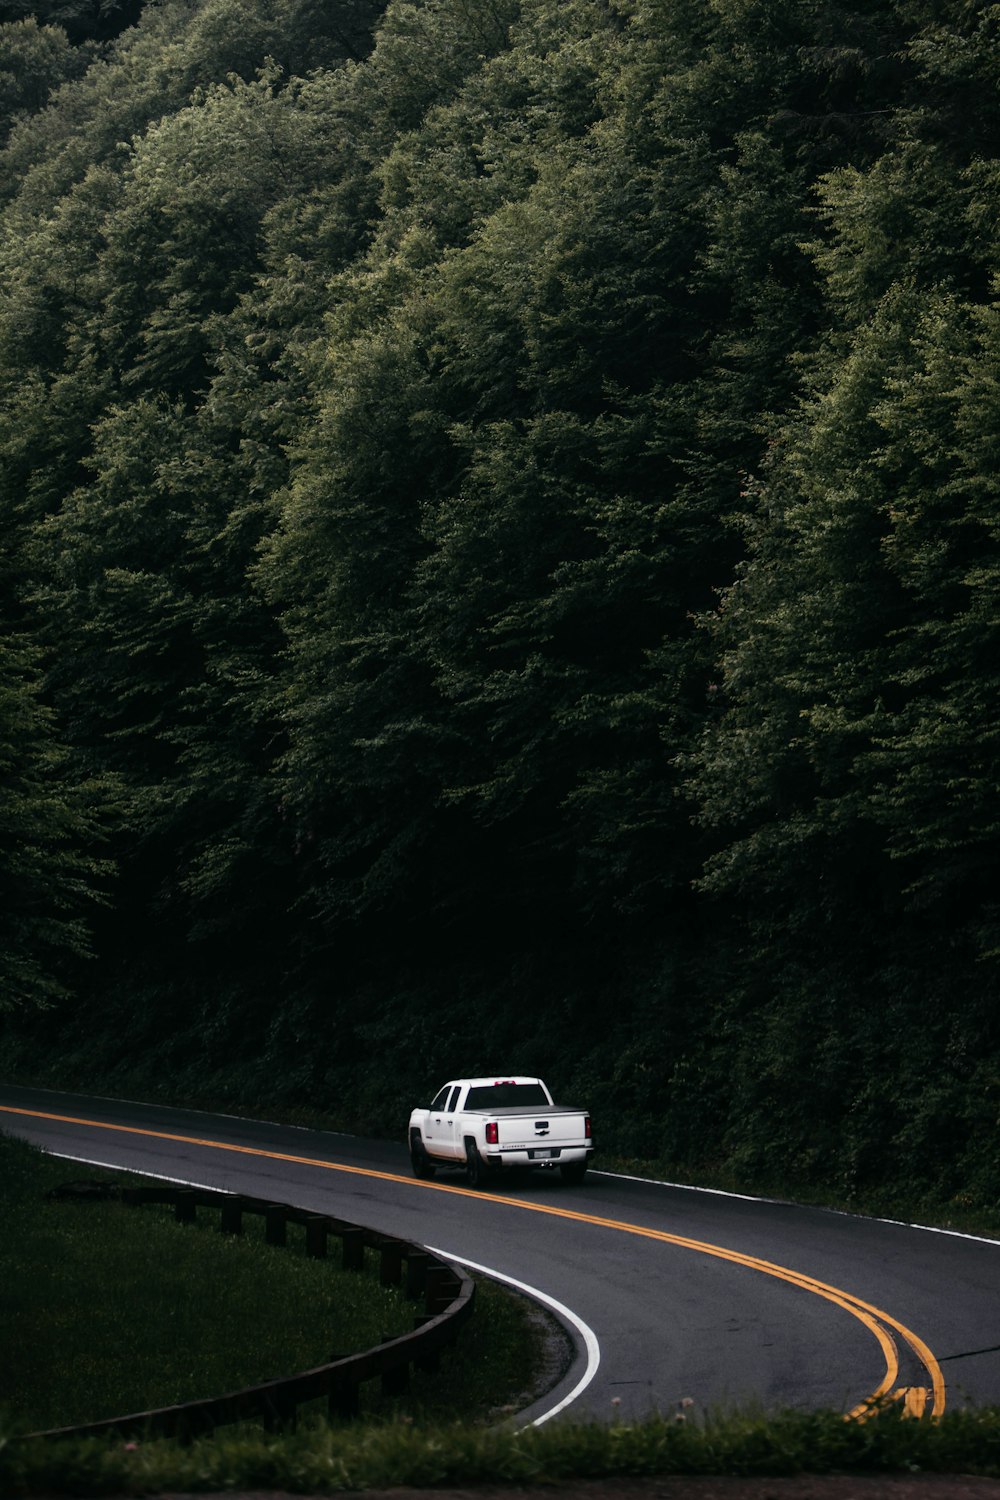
[{"xmin": 1, "ymin": 0, "xmax": 997, "ymax": 1214}]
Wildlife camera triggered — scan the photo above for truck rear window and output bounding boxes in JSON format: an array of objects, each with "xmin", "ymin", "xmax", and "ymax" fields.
[{"xmin": 465, "ymin": 1083, "xmax": 550, "ymax": 1109}]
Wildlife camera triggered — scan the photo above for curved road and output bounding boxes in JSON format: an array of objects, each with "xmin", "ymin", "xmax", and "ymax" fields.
[{"xmin": 2, "ymin": 1084, "xmax": 999, "ymax": 1425}]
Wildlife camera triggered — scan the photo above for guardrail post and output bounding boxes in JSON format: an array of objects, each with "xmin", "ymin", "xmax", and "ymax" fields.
[
  {"xmin": 405, "ymin": 1249, "xmax": 429, "ymax": 1299},
  {"xmin": 305, "ymin": 1216, "xmax": 328, "ymax": 1259},
  {"xmin": 328, "ymin": 1374, "xmax": 360, "ymax": 1420},
  {"xmin": 381, "ymin": 1353, "xmax": 409, "ymax": 1396},
  {"xmin": 423, "ymin": 1265, "xmax": 453, "ymax": 1314},
  {"xmin": 174, "ymin": 1191, "xmax": 197, "ymax": 1224},
  {"xmin": 260, "ymin": 1389, "xmax": 297, "ymax": 1432},
  {"xmin": 379, "ymin": 1239, "xmax": 403, "ymax": 1286},
  {"xmin": 174, "ymin": 1406, "xmax": 215, "ymax": 1445},
  {"xmin": 220, "ymin": 1198, "xmax": 242, "ymax": 1235},
  {"xmin": 411, "ymin": 1315, "xmax": 441, "ymax": 1373},
  {"xmin": 341, "ymin": 1227, "xmax": 365, "ymax": 1271},
  {"xmin": 265, "ymin": 1205, "xmax": 286, "ymax": 1246}
]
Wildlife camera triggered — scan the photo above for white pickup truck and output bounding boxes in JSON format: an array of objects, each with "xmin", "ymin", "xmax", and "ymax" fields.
[{"xmin": 408, "ymin": 1075, "xmax": 592, "ymax": 1187}]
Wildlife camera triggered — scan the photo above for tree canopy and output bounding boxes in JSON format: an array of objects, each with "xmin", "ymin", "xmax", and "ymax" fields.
[{"xmin": 1, "ymin": 0, "xmax": 997, "ymax": 1210}]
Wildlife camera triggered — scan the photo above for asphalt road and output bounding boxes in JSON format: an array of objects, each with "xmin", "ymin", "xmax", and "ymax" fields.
[{"xmin": 3, "ymin": 1083, "xmax": 999, "ymax": 1427}]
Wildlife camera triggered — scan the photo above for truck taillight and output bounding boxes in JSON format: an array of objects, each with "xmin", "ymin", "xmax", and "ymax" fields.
[
  {"xmin": 584, "ymin": 1116, "xmax": 591, "ymax": 1139},
  {"xmin": 486, "ymin": 1121, "xmax": 499, "ymax": 1145}
]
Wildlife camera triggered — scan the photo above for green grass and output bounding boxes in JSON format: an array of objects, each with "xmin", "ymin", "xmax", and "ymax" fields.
[
  {"xmin": 5, "ymin": 1403, "xmax": 1000, "ymax": 1496},
  {"xmin": 0, "ymin": 1131, "xmax": 548, "ymax": 1433}
]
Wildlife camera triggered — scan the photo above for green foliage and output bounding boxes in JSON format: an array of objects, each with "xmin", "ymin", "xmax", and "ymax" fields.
[
  {"xmin": 0, "ymin": 636, "xmax": 108, "ymax": 1009},
  {"xmin": 1, "ymin": 0, "xmax": 1000, "ymax": 1217},
  {"xmin": 689, "ymin": 66, "xmax": 1000, "ymax": 1202},
  {"xmin": 0, "ymin": 19, "xmax": 83, "ymax": 145},
  {"xmin": 0, "ymin": 0, "xmax": 144, "ymax": 48},
  {"xmin": 7, "ymin": 1400, "xmax": 1000, "ymax": 1495}
]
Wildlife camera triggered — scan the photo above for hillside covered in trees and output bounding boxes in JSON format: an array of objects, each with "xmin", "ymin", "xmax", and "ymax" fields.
[{"xmin": 1, "ymin": 0, "xmax": 998, "ymax": 1214}]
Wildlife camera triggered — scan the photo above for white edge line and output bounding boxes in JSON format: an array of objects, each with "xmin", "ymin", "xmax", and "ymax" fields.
[
  {"xmin": 593, "ymin": 1168, "xmax": 768, "ymax": 1204},
  {"xmin": 40, "ymin": 1151, "xmax": 603, "ymax": 1427},
  {"xmin": 39, "ymin": 1149, "xmax": 210, "ymax": 1187},
  {"xmin": 592, "ymin": 1169, "xmax": 1000, "ymax": 1248},
  {"xmin": 425, "ymin": 1243, "xmax": 601, "ymax": 1427}
]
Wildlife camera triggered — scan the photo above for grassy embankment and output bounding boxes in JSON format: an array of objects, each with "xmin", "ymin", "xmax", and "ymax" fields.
[{"xmin": 0, "ymin": 1131, "xmax": 549, "ymax": 1434}]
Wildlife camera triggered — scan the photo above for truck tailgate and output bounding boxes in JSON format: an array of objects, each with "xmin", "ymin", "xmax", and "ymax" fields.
[{"xmin": 492, "ymin": 1106, "xmax": 587, "ymax": 1149}]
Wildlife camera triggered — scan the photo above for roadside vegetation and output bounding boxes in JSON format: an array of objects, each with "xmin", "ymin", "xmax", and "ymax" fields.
[
  {"xmin": 6, "ymin": 1403, "xmax": 1000, "ymax": 1496},
  {"xmin": 0, "ymin": 1132, "xmax": 547, "ymax": 1433}
]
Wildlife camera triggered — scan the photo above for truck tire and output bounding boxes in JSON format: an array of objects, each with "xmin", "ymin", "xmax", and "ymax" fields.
[
  {"xmin": 409, "ymin": 1130, "xmax": 436, "ymax": 1179},
  {"xmin": 464, "ymin": 1137, "xmax": 489, "ymax": 1189},
  {"xmin": 560, "ymin": 1160, "xmax": 587, "ymax": 1186}
]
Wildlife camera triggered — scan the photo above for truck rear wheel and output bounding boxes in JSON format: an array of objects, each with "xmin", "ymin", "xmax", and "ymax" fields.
[
  {"xmin": 464, "ymin": 1137, "xmax": 489, "ymax": 1189},
  {"xmin": 560, "ymin": 1160, "xmax": 587, "ymax": 1186},
  {"xmin": 409, "ymin": 1130, "xmax": 436, "ymax": 1179}
]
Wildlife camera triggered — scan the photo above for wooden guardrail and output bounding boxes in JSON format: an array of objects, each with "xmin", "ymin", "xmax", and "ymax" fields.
[{"xmin": 28, "ymin": 1183, "xmax": 475, "ymax": 1441}]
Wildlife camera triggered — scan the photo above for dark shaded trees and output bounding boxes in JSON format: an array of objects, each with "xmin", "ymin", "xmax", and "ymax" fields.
[
  {"xmin": 1, "ymin": 0, "xmax": 998, "ymax": 1207},
  {"xmin": 690, "ymin": 8, "xmax": 1000, "ymax": 1199},
  {"xmin": 0, "ymin": 633, "xmax": 107, "ymax": 1008}
]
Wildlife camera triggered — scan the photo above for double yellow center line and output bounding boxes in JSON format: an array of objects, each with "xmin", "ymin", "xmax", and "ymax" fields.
[{"xmin": 0, "ymin": 1103, "xmax": 945, "ymax": 1419}]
